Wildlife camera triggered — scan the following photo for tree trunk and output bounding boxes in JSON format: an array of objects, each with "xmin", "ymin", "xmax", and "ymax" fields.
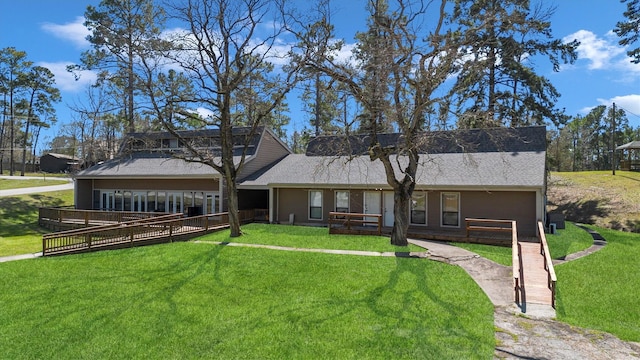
[
  {"xmin": 390, "ymin": 186, "xmax": 410, "ymax": 246},
  {"xmin": 224, "ymin": 171, "xmax": 241, "ymax": 237}
]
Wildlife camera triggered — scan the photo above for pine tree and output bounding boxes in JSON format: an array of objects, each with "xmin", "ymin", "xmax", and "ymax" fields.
[{"xmin": 448, "ymin": 0, "xmax": 578, "ymax": 128}]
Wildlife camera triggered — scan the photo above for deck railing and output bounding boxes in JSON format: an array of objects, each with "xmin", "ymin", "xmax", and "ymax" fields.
[
  {"xmin": 328, "ymin": 212, "xmax": 382, "ymax": 236},
  {"xmin": 538, "ymin": 220, "xmax": 557, "ymax": 308},
  {"xmin": 465, "ymin": 218, "xmax": 514, "ymax": 237},
  {"xmin": 42, "ymin": 209, "xmax": 256, "ymax": 256},
  {"xmin": 39, "ymin": 207, "xmax": 171, "ymax": 229}
]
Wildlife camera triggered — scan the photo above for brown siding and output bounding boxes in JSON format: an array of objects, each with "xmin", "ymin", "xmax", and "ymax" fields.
[
  {"xmin": 460, "ymin": 191, "xmax": 537, "ymax": 235},
  {"xmin": 92, "ymin": 178, "xmax": 219, "ymax": 191},
  {"xmin": 422, "ymin": 190, "xmax": 537, "ymax": 236},
  {"xmin": 276, "ymin": 188, "xmax": 336, "ymax": 225},
  {"xmin": 275, "ymin": 187, "xmax": 538, "ymax": 236},
  {"xmin": 75, "ymin": 179, "xmax": 94, "ymax": 209},
  {"xmin": 239, "ymin": 131, "xmax": 290, "ymax": 180}
]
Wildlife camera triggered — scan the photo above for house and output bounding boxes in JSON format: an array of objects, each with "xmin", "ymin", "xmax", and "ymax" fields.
[
  {"xmin": 74, "ymin": 127, "xmax": 290, "ymax": 215},
  {"xmin": 74, "ymin": 125, "xmax": 547, "ymax": 237},
  {"xmin": 40, "ymin": 153, "xmax": 81, "ymax": 173}
]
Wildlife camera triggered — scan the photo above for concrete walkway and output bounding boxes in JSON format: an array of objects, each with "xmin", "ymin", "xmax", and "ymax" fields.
[{"xmin": 0, "ymin": 176, "xmax": 74, "ymax": 197}]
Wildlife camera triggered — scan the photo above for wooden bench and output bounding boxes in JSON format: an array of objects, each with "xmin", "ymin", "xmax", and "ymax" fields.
[{"xmin": 465, "ymin": 218, "xmax": 514, "ymax": 237}]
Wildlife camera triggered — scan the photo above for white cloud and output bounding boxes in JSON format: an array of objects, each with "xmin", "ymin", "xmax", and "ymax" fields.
[
  {"xmin": 596, "ymin": 94, "xmax": 640, "ymax": 115},
  {"xmin": 195, "ymin": 107, "xmax": 215, "ymax": 119},
  {"xmin": 41, "ymin": 16, "xmax": 90, "ymax": 49},
  {"xmin": 37, "ymin": 61, "xmax": 96, "ymax": 92},
  {"xmin": 564, "ymin": 30, "xmax": 626, "ymax": 70}
]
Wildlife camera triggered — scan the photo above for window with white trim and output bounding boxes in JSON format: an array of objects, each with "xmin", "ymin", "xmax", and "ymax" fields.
[
  {"xmin": 441, "ymin": 192, "xmax": 460, "ymax": 227},
  {"xmin": 335, "ymin": 191, "xmax": 349, "ymax": 213},
  {"xmin": 309, "ymin": 190, "xmax": 323, "ymax": 220},
  {"xmin": 410, "ymin": 192, "xmax": 427, "ymax": 225}
]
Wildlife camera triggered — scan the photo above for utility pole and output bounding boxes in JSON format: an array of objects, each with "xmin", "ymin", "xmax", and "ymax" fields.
[{"xmin": 612, "ymin": 102, "xmax": 616, "ymax": 176}]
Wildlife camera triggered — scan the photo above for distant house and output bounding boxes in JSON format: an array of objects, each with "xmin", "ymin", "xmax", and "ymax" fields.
[
  {"xmin": 40, "ymin": 153, "xmax": 81, "ymax": 173},
  {"xmin": 74, "ymin": 125, "xmax": 547, "ymax": 237}
]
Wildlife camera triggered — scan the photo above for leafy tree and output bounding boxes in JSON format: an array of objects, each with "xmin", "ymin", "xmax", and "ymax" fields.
[
  {"xmin": 291, "ymin": 0, "xmax": 461, "ymax": 245},
  {"xmin": 447, "ymin": 0, "xmax": 578, "ymax": 128},
  {"xmin": 614, "ymin": 0, "xmax": 640, "ymax": 63}
]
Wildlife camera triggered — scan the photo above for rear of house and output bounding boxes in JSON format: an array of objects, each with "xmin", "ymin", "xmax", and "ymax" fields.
[
  {"xmin": 74, "ymin": 125, "xmax": 547, "ymax": 237},
  {"xmin": 239, "ymin": 125, "xmax": 546, "ymax": 237}
]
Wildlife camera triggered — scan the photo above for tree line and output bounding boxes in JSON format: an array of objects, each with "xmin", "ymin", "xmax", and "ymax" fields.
[{"xmin": 0, "ymin": 47, "xmax": 60, "ymax": 175}]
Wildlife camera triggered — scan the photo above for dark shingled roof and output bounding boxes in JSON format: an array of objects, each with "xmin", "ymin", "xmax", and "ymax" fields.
[{"xmin": 306, "ymin": 126, "xmax": 546, "ymax": 156}]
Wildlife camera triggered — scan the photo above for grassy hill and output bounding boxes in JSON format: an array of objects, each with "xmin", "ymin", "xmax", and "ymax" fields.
[{"xmin": 547, "ymin": 171, "xmax": 640, "ymax": 232}]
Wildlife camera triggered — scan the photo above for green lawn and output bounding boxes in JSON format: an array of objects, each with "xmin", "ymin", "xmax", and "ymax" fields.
[
  {"xmin": 197, "ymin": 223, "xmax": 425, "ymax": 253},
  {"xmin": 555, "ymin": 226, "xmax": 640, "ymax": 342},
  {"xmin": 0, "ymin": 190, "xmax": 74, "ymax": 256},
  {"xmin": 0, "ymin": 242, "xmax": 495, "ymax": 359},
  {"xmin": 0, "ymin": 178, "xmax": 69, "ymax": 190}
]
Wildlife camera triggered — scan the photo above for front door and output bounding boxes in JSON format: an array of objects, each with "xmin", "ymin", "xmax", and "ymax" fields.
[
  {"xmin": 383, "ymin": 191, "xmax": 394, "ymax": 227},
  {"xmin": 363, "ymin": 191, "xmax": 381, "ymax": 226}
]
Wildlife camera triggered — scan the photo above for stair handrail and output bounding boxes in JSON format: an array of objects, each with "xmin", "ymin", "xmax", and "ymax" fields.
[
  {"xmin": 512, "ymin": 220, "xmax": 521, "ymax": 304},
  {"xmin": 538, "ymin": 220, "xmax": 557, "ymax": 308}
]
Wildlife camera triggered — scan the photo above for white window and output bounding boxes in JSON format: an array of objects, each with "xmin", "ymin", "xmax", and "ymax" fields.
[
  {"xmin": 309, "ymin": 190, "xmax": 323, "ymax": 220},
  {"xmin": 335, "ymin": 191, "xmax": 350, "ymax": 213},
  {"xmin": 411, "ymin": 192, "xmax": 427, "ymax": 225},
  {"xmin": 441, "ymin": 192, "xmax": 460, "ymax": 227}
]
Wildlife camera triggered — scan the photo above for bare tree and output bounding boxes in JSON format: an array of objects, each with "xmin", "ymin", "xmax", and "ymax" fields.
[
  {"xmin": 290, "ymin": 0, "xmax": 461, "ymax": 245},
  {"xmin": 142, "ymin": 0, "xmax": 302, "ymax": 237}
]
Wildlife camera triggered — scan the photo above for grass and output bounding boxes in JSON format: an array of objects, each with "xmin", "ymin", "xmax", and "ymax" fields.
[
  {"xmin": 0, "ymin": 178, "xmax": 69, "ymax": 190},
  {"xmin": 0, "ymin": 190, "xmax": 74, "ymax": 256},
  {"xmin": 0, "ymin": 242, "xmax": 495, "ymax": 359},
  {"xmin": 197, "ymin": 223, "xmax": 425, "ymax": 253},
  {"xmin": 549, "ymin": 170, "xmax": 640, "ymax": 231},
  {"xmin": 452, "ymin": 222, "xmax": 594, "ymax": 266},
  {"xmin": 555, "ymin": 226, "xmax": 640, "ymax": 342}
]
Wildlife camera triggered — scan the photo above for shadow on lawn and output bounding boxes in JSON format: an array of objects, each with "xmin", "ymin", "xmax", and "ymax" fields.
[
  {"xmin": 608, "ymin": 219, "xmax": 640, "ymax": 233},
  {"xmin": 0, "ymin": 194, "xmax": 66, "ymax": 237},
  {"xmin": 548, "ymin": 199, "xmax": 610, "ymax": 225},
  {"xmin": 365, "ymin": 258, "xmax": 493, "ymax": 356}
]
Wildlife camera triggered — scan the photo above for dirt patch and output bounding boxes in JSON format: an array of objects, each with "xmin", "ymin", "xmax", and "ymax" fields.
[{"xmin": 494, "ymin": 306, "xmax": 640, "ymax": 359}]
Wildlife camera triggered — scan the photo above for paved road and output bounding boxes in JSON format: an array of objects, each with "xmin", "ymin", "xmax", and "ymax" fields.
[{"xmin": 0, "ymin": 176, "xmax": 74, "ymax": 197}]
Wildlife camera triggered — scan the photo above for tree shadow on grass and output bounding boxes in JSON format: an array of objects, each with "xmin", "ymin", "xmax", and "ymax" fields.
[
  {"xmin": 363, "ymin": 258, "xmax": 494, "ymax": 357},
  {"xmin": 548, "ymin": 199, "xmax": 610, "ymax": 225},
  {"xmin": 608, "ymin": 219, "xmax": 640, "ymax": 233},
  {"xmin": 0, "ymin": 194, "xmax": 66, "ymax": 237}
]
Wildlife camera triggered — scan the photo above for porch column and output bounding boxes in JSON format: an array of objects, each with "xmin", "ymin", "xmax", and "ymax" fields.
[{"xmin": 269, "ymin": 187, "xmax": 274, "ymax": 224}]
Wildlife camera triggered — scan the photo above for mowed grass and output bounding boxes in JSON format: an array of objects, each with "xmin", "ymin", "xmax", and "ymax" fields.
[
  {"xmin": 453, "ymin": 222, "xmax": 593, "ymax": 266},
  {"xmin": 197, "ymin": 223, "xmax": 425, "ymax": 253},
  {"xmin": 0, "ymin": 178, "xmax": 69, "ymax": 190},
  {"xmin": 0, "ymin": 242, "xmax": 495, "ymax": 359},
  {"xmin": 0, "ymin": 190, "xmax": 74, "ymax": 256},
  {"xmin": 555, "ymin": 226, "xmax": 640, "ymax": 341}
]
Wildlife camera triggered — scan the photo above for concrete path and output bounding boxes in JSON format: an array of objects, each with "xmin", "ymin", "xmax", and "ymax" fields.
[
  {"xmin": 0, "ymin": 252, "xmax": 42, "ymax": 262},
  {"xmin": 0, "ymin": 176, "xmax": 74, "ymax": 197},
  {"xmin": 409, "ymin": 239, "xmax": 515, "ymax": 306}
]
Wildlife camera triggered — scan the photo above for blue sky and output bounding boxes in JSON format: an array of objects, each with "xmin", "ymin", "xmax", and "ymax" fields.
[{"xmin": 1, "ymin": 0, "xmax": 639, "ymax": 153}]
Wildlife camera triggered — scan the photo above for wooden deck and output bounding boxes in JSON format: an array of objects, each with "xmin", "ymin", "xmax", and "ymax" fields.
[{"xmin": 40, "ymin": 208, "xmax": 256, "ymax": 256}]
